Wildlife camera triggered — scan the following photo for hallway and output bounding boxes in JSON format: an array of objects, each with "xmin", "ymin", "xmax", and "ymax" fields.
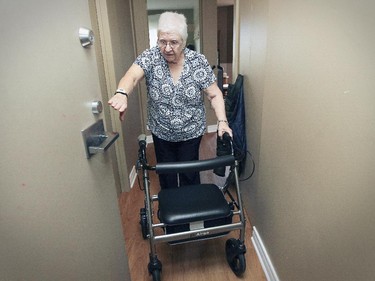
[{"xmin": 119, "ymin": 133, "xmax": 267, "ymax": 280}]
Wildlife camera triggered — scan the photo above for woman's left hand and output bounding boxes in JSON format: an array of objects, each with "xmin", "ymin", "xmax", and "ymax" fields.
[{"xmin": 217, "ymin": 121, "xmax": 232, "ymax": 138}]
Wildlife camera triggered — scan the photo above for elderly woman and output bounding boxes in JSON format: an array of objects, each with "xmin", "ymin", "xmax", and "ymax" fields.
[{"xmin": 108, "ymin": 11, "xmax": 232, "ymax": 189}]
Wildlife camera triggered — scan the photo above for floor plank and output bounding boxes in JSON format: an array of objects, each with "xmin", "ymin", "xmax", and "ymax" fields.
[{"xmin": 119, "ymin": 133, "xmax": 267, "ymax": 281}]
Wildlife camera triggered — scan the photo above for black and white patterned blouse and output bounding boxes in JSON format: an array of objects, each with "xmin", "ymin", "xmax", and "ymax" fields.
[{"xmin": 135, "ymin": 46, "xmax": 216, "ymax": 142}]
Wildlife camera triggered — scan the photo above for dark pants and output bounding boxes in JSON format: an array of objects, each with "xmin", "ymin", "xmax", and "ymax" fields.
[{"xmin": 152, "ymin": 134, "xmax": 202, "ymax": 189}]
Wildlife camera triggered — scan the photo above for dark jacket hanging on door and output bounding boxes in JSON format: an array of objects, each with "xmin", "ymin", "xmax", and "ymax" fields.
[
  {"xmin": 225, "ymin": 74, "xmax": 247, "ymax": 174},
  {"xmin": 214, "ymin": 74, "xmax": 247, "ymax": 176}
]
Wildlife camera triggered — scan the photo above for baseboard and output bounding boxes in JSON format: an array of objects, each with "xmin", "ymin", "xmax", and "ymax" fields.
[
  {"xmin": 251, "ymin": 226, "xmax": 280, "ymax": 281},
  {"xmin": 207, "ymin": 124, "xmax": 217, "ymax": 133},
  {"xmin": 129, "ymin": 165, "xmax": 137, "ymax": 189},
  {"xmin": 146, "ymin": 135, "xmax": 153, "ymax": 144}
]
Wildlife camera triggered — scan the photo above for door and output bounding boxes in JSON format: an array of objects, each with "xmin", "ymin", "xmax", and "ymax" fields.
[{"xmin": 0, "ymin": 0, "xmax": 130, "ymax": 280}]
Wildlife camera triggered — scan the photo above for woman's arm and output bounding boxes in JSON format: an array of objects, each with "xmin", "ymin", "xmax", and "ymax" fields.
[
  {"xmin": 204, "ymin": 83, "xmax": 233, "ymax": 137},
  {"xmin": 108, "ymin": 63, "xmax": 145, "ymax": 121}
]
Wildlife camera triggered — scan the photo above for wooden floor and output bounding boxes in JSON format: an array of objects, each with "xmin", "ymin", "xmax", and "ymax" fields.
[{"xmin": 119, "ymin": 133, "xmax": 267, "ymax": 281}]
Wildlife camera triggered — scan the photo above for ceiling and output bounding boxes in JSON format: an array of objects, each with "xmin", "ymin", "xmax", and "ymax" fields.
[{"xmin": 147, "ymin": 0, "xmax": 234, "ymax": 10}]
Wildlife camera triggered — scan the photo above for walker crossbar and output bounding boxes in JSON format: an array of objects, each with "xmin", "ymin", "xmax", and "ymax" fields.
[{"xmin": 153, "ymin": 222, "xmax": 244, "ymax": 244}]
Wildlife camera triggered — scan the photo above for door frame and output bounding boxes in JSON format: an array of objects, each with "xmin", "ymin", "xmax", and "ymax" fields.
[
  {"xmin": 87, "ymin": 0, "xmax": 124, "ymax": 194},
  {"xmin": 89, "ymin": 0, "xmax": 151, "ymax": 193}
]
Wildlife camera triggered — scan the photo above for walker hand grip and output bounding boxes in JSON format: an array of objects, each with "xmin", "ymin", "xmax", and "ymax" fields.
[{"xmin": 222, "ymin": 132, "xmax": 231, "ymax": 142}]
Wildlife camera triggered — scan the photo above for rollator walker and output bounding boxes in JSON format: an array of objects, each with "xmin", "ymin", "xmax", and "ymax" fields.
[{"xmin": 136, "ymin": 133, "xmax": 247, "ymax": 281}]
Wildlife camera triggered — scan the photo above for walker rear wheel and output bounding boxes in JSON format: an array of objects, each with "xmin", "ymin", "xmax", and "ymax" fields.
[{"xmin": 151, "ymin": 269, "xmax": 161, "ymax": 281}]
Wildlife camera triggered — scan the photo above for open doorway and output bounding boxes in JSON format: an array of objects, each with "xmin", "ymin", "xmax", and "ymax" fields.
[
  {"xmin": 217, "ymin": 2, "xmax": 234, "ymax": 85},
  {"xmin": 146, "ymin": 0, "xmax": 235, "ymax": 81}
]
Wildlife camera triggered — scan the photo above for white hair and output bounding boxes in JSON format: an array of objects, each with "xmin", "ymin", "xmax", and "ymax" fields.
[{"xmin": 157, "ymin": 12, "xmax": 188, "ymax": 44}]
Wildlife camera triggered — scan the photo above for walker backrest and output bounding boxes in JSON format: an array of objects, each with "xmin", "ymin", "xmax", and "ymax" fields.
[{"xmin": 155, "ymin": 155, "xmax": 235, "ymax": 174}]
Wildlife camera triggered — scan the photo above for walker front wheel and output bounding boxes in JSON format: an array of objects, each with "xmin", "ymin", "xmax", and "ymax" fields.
[
  {"xmin": 148, "ymin": 256, "xmax": 162, "ymax": 281},
  {"xmin": 151, "ymin": 269, "xmax": 161, "ymax": 281},
  {"xmin": 225, "ymin": 238, "xmax": 247, "ymax": 276}
]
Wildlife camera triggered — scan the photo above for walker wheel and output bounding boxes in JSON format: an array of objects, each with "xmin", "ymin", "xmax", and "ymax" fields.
[
  {"xmin": 139, "ymin": 208, "xmax": 148, "ymax": 239},
  {"xmin": 225, "ymin": 238, "xmax": 247, "ymax": 276},
  {"xmin": 148, "ymin": 256, "xmax": 162, "ymax": 281},
  {"xmin": 151, "ymin": 269, "xmax": 161, "ymax": 281}
]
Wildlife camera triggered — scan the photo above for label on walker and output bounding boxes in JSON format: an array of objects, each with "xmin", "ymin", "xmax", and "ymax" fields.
[{"xmin": 192, "ymin": 231, "xmax": 211, "ymax": 238}]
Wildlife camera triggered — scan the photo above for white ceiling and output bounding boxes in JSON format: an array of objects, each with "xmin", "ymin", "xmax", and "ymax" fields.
[{"xmin": 147, "ymin": 0, "xmax": 234, "ymax": 10}]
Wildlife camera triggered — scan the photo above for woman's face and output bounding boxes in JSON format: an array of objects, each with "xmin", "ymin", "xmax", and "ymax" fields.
[{"xmin": 158, "ymin": 31, "xmax": 184, "ymax": 64}]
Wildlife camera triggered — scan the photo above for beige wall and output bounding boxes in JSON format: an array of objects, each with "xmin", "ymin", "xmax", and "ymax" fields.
[{"xmin": 240, "ymin": 0, "xmax": 375, "ymax": 280}]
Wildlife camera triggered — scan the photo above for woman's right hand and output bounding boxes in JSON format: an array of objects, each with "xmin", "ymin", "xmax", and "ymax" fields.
[{"xmin": 108, "ymin": 93, "xmax": 128, "ymax": 121}]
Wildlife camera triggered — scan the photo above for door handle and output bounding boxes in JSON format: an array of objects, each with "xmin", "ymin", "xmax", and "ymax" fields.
[{"xmin": 81, "ymin": 119, "xmax": 119, "ymax": 158}]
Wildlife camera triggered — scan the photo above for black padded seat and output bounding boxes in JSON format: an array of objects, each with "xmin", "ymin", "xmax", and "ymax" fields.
[{"xmin": 158, "ymin": 184, "xmax": 231, "ymax": 225}]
